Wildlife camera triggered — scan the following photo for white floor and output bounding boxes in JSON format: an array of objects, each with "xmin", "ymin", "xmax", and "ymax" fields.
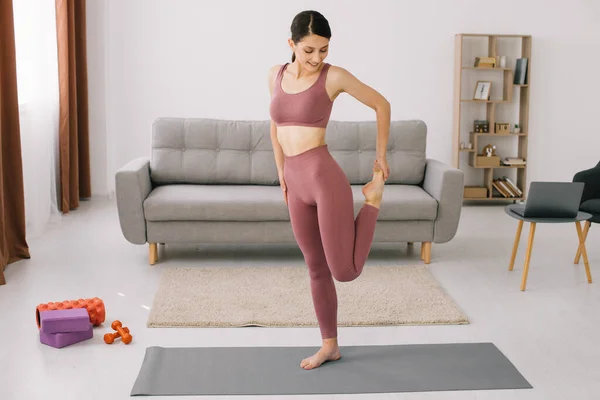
[{"xmin": 1, "ymin": 197, "xmax": 598, "ymax": 400}]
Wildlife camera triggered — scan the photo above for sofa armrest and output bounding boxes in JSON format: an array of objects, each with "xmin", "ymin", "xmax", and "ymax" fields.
[
  {"xmin": 115, "ymin": 157, "xmax": 152, "ymax": 245},
  {"xmin": 422, "ymin": 159, "xmax": 464, "ymax": 243}
]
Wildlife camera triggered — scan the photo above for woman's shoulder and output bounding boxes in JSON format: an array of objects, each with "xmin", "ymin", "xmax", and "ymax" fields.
[
  {"xmin": 326, "ymin": 63, "xmax": 346, "ymax": 74},
  {"xmin": 323, "ymin": 63, "xmax": 344, "ymax": 81},
  {"xmin": 268, "ymin": 64, "xmax": 286, "ymax": 94},
  {"xmin": 268, "ymin": 64, "xmax": 286, "ymax": 82},
  {"xmin": 269, "ymin": 63, "xmax": 287, "ymax": 74}
]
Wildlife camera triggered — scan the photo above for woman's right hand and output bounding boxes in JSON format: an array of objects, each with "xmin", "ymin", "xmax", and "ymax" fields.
[{"xmin": 278, "ymin": 171, "xmax": 288, "ymax": 206}]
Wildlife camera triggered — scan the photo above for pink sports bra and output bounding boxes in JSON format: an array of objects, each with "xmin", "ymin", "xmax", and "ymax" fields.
[{"xmin": 269, "ymin": 63, "xmax": 334, "ymax": 128}]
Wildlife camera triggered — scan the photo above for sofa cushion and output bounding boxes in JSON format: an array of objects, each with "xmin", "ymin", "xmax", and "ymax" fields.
[
  {"xmin": 143, "ymin": 184, "xmax": 438, "ymax": 222},
  {"xmin": 150, "ymin": 118, "xmax": 427, "ymax": 186},
  {"xmin": 327, "ymin": 120, "xmax": 427, "ymax": 185},
  {"xmin": 144, "ymin": 185, "xmax": 290, "ymax": 222},
  {"xmin": 150, "ymin": 119, "xmax": 279, "ymax": 186}
]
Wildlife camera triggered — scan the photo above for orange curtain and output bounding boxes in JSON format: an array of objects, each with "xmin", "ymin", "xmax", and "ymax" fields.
[
  {"xmin": 0, "ymin": 0, "xmax": 31, "ymax": 285},
  {"xmin": 56, "ymin": 0, "xmax": 91, "ymax": 213}
]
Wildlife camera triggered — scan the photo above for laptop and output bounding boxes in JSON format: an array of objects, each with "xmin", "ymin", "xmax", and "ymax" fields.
[{"xmin": 511, "ymin": 181, "xmax": 584, "ymax": 218}]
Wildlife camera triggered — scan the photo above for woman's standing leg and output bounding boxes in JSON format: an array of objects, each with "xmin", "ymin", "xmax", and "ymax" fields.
[
  {"xmin": 284, "ymin": 165, "xmax": 342, "ymax": 370},
  {"xmin": 287, "ymin": 197, "xmax": 338, "ymax": 340}
]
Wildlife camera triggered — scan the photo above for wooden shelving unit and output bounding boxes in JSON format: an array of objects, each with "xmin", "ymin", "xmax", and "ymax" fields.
[{"xmin": 452, "ymin": 34, "xmax": 531, "ymax": 201}]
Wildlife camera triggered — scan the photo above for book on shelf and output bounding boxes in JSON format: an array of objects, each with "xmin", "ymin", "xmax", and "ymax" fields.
[
  {"xmin": 501, "ymin": 176, "xmax": 523, "ymax": 196},
  {"xmin": 492, "ymin": 178, "xmax": 521, "ymax": 198},
  {"xmin": 492, "ymin": 179, "xmax": 511, "ymax": 198},
  {"xmin": 501, "ymin": 157, "xmax": 526, "ymax": 166},
  {"xmin": 499, "ymin": 179, "xmax": 517, "ymax": 197},
  {"xmin": 513, "ymin": 58, "xmax": 528, "ymax": 85},
  {"xmin": 474, "ymin": 57, "xmax": 496, "ymax": 68}
]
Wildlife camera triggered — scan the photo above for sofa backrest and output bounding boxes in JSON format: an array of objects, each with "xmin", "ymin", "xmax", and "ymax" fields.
[{"xmin": 150, "ymin": 118, "xmax": 427, "ymax": 185}]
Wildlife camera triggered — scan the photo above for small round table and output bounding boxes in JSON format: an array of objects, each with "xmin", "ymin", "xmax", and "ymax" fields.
[{"xmin": 504, "ymin": 204, "xmax": 593, "ymax": 291}]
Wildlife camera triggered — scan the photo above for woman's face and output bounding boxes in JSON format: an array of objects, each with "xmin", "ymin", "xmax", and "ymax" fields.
[{"xmin": 290, "ymin": 34, "xmax": 329, "ymax": 70}]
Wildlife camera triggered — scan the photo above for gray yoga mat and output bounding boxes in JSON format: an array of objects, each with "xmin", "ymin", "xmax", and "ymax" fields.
[{"xmin": 130, "ymin": 342, "xmax": 532, "ymax": 396}]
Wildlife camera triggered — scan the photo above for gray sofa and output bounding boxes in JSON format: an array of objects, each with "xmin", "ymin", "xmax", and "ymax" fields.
[{"xmin": 115, "ymin": 118, "xmax": 464, "ymax": 265}]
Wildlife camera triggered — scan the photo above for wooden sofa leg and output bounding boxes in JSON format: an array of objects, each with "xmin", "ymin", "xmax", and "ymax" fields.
[
  {"xmin": 422, "ymin": 242, "xmax": 431, "ymax": 264},
  {"xmin": 149, "ymin": 243, "xmax": 158, "ymax": 265}
]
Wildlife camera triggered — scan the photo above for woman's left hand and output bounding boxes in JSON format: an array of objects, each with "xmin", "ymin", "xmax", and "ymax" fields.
[{"xmin": 375, "ymin": 157, "xmax": 390, "ymax": 181}]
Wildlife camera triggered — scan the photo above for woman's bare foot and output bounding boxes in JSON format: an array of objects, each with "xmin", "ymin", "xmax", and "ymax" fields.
[
  {"xmin": 361, "ymin": 160, "xmax": 385, "ymax": 209},
  {"xmin": 300, "ymin": 339, "xmax": 342, "ymax": 370}
]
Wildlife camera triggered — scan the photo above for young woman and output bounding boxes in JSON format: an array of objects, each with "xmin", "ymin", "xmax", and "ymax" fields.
[{"xmin": 268, "ymin": 10, "xmax": 391, "ymax": 370}]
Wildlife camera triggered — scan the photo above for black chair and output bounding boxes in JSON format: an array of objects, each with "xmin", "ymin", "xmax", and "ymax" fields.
[{"xmin": 573, "ymin": 161, "xmax": 600, "ymax": 264}]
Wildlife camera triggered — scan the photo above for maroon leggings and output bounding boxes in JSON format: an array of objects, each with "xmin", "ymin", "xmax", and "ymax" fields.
[{"xmin": 283, "ymin": 144, "xmax": 380, "ymax": 339}]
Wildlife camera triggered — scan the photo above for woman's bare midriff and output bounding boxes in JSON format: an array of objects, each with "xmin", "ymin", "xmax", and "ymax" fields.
[{"xmin": 277, "ymin": 126, "xmax": 327, "ymax": 157}]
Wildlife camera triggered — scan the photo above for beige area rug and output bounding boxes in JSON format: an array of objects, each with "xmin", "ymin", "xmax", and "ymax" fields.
[{"xmin": 147, "ymin": 265, "xmax": 469, "ymax": 328}]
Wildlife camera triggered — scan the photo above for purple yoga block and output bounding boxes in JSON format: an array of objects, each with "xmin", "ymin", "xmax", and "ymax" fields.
[
  {"xmin": 39, "ymin": 308, "xmax": 91, "ymax": 334},
  {"xmin": 40, "ymin": 322, "xmax": 93, "ymax": 348}
]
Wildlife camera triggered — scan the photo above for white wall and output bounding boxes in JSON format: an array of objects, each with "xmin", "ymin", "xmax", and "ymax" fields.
[{"xmin": 87, "ymin": 0, "xmax": 600, "ymax": 197}]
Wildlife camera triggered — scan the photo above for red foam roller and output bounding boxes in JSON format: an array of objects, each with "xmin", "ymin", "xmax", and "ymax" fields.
[{"xmin": 36, "ymin": 297, "xmax": 105, "ymax": 328}]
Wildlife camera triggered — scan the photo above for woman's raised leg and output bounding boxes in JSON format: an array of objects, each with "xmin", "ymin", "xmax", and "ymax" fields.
[{"xmin": 315, "ymin": 160, "xmax": 384, "ymax": 282}]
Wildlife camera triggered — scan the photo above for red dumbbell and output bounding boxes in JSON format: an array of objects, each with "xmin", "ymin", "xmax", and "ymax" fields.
[
  {"xmin": 110, "ymin": 320, "xmax": 133, "ymax": 344},
  {"xmin": 104, "ymin": 326, "xmax": 130, "ymax": 344}
]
